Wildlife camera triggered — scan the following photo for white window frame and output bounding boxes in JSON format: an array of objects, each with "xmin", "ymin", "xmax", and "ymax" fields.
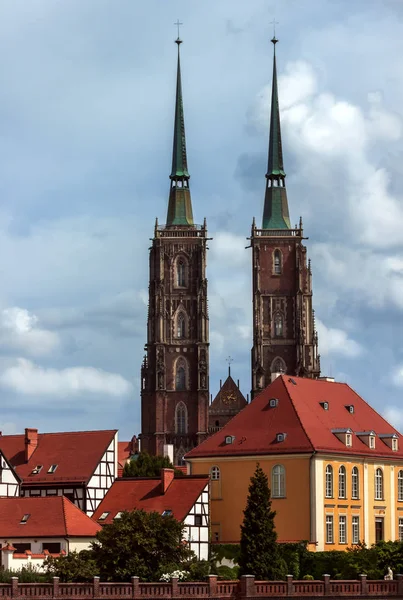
[
  {"xmin": 338, "ymin": 466, "xmax": 346, "ymax": 499},
  {"xmin": 352, "ymin": 467, "xmax": 359, "ymax": 500},
  {"xmin": 325, "ymin": 465, "xmax": 333, "ymax": 498},
  {"xmin": 398, "ymin": 470, "xmax": 403, "ymax": 502},
  {"xmin": 272, "ymin": 464, "xmax": 285, "ymax": 498},
  {"xmin": 352, "ymin": 516, "xmax": 360, "ymax": 544},
  {"xmin": 210, "ymin": 466, "xmax": 220, "ymax": 481},
  {"xmin": 326, "ymin": 515, "xmax": 334, "ymax": 544},
  {"xmin": 375, "ymin": 468, "xmax": 383, "ymax": 500},
  {"xmin": 399, "ymin": 518, "xmax": 403, "ymax": 542},
  {"xmin": 369, "ymin": 436, "xmax": 375, "ymax": 449},
  {"xmin": 339, "ymin": 515, "xmax": 347, "ymax": 544}
]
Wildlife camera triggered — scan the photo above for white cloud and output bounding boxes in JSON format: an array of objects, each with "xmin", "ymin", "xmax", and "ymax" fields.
[
  {"xmin": 0, "ymin": 307, "xmax": 60, "ymax": 357},
  {"xmin": 0, "ymin": 358, "xmax": 133, "ymax": 398},
  {"xmin": 316, "ymin": 319, "xmax": 362, "ymax": 358},
  {"xmin": 392, "ymin": 366, "xmax": 403, "ymax": 388},
  {"xmin": 383, "ymin": 406, "xmax": 403, "ymax": 433}
]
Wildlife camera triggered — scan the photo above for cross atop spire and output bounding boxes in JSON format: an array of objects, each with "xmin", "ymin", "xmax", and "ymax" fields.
[
  {"xmin": 166, "ymin": 33, "xmax": 194, "ymax": 227},
  {"xmin": 262, "ymin": 34, "xmax": 291, "ymax": 230}
]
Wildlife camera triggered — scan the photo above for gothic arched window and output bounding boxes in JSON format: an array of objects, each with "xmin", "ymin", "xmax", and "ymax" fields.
[
  {"xmin": 177, "ymin": 312, "xmax": 186, "ymax": 339},
  {"xmin": 272, "ymin": 357, "xmax": 286, "ymax": 374},
  {"xmin": 274, "ymin": 313, "xmax": 284, "ymax": 337},
  {"xmin": 274, "ymin": 250, "xmax": 282, "ymax": 275},
  {"xmin": 176, "ymin": 402, "xmax": 187, "ymax": 434},
  {"xmin": 176, "ymin": 257, "xmax": 186, "ymax": 287},
  {"xmin": 175, "ymin": 358, "xmax": 187, "ymax": 391}
]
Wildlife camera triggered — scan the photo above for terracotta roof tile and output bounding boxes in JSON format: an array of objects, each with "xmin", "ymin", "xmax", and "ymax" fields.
[
  {"xmin": 92, "ymin": 476, "xmax": 208, "ymax": 524},
  {"xmin": 0, "ymin": 429, "xmax": 117, "ymax": 484},
  {"xmin": 0, "ymin": 497, "xmax": 101, "ymax": 538},
  {"xmin": 186, "ymin": 376, "xmax": 403, "ymax": 460}
]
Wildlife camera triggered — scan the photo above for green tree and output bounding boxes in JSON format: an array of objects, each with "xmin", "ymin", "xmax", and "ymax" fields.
[
  {"xmin": 44, "ymin": 550, "xmax": 98, "ymax": 582},
  {"xmin": 239, "ymin": 463, "xmax": 286, "ymax": 580},
  {"xmin": 123, "ymin": 451, "xmax": 183, "ymax": 477},
  {"xmin": 91, "ymin": 509, "xmax": 194, "ymax": 581}
]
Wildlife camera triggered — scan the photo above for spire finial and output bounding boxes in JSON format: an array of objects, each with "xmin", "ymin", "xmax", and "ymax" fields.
[
  {"xmin": 174, "ymin": 19, "xmax": 183, "ymax": 44},
  {"xmin": 226, "ymin": 356, "xmax": 233, "ymax": 377},
  {"xmin": 270, "ymin": 18, "xmax": 279, "ymax": 42}
]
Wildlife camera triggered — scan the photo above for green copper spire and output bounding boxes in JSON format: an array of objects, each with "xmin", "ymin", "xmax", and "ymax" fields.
[
  {"xmin": 166, "ymin": 37, "xmax": 194, "ymax": 226},
  {"xmin": 262, "ymin": 37, "xmax": 291, "ymax": 230}
]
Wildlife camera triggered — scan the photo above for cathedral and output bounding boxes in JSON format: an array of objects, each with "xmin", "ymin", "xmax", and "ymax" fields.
[{"xmin": 140, "ymin": 35, "xmax": 320, "ymax": 463}]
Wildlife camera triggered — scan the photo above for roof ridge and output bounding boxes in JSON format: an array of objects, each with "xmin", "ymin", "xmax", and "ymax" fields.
[
  {"xmin": 343, "ymin": 382, "xmax": 401, "ymax": 435},
  {"xmin": 0, "ymin": 429, "xmax": 118, "ymax": 438},
  {"xmin": 281, "ymin": 376, "xmax": 315, "ymax": 452}
]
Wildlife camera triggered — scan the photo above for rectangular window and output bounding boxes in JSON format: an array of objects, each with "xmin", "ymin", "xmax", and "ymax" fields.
[
  {"xmin": 375, "ymin": 517, "xmax": 384, "ymax": 543},
  {"xmin": 399, "ymin": 518, "xmax": 403, "ymax": 542},
  {"xmin": 194, "ymin": 514, "xmax": 202, "ymax": 526},
  {"xmin": 352, "ymin": 516, "xmax": 360, "ymax": 544},
  {"xmin": 29, "ymin": 489, "xmax": 41, "ymax": 496},
  {"xmin": 14, "ymin": 543, "xmax": 31, "ymax": 554},
  {"xmin": 46, "ymin": 489, "xmax": 57, "ymax": 496},
  {"xmin": 42, "ymin": 542, "xmax": 61, "ymax": 554},
  {"xmin": 339, "ymin": 515, "xmax": 347, "ymax": 544},
  {"xmin": 326, "ymin": 515, "xmax": 334, "ymax": 544}
]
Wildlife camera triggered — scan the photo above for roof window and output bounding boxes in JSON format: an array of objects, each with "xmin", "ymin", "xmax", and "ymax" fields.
[
  {"xmin": 114, "ymin": 512, "xmax": 123, "ymax": 520},
  {"xmin": 276, "ymin": 433, "xmax": 287, "ymax": 443},
  {"xmin": 20, "ymin": 514, "xmax": 30, "ymax": 524},
  {"xmin": 225, "ymin": 435, "xmax": 235, "ymax": 445},
  {"xmin": 269, "ymin": 398, "xmax": 279, "ymax": 408},
  {"xmin": 162, "ymin": 510, "xmax": 173, "ymax": 517},
  {"xmin": 31, "ymin": 465, "xmax": 43, "ymax": 475},
  {"xmin": 47, "ymin": 464, "xmax": 58, "ymax": 474},
  {"xmin": 98, "ymin": 512, "xmax": 109, "ymax": 521},
  {"xmin": 288, "ymin": 378, "xmax": 297, "ymax": 386}
]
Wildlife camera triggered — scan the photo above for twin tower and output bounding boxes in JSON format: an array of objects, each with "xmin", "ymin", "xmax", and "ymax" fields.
[{"xmin": 140, "ymin": 36, "xmax": 320, "ymax": 464}]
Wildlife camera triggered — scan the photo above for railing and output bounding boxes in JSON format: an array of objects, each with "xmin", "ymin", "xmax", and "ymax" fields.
[
  {"xmin": 252, "ymin": 228, "xmax": 302, "ymax": 238},
  {"xmin": 156, "ymin": 225, "xmax": 206, "ymax": 239},
  {"xmin": 3, "ymin": 575, "xmax": 403, "ymax": 599}
]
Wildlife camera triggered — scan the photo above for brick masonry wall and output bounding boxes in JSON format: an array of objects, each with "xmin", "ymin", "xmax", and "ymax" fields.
[{"xmin": 3, "ymin": 574, "xmax": 403, "ymax": 599}]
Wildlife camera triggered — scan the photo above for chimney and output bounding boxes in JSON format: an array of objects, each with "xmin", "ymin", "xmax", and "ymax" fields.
[
  {"xmin": 161, "ymin": 468, "xmax": 175, "ymax": 494},
  {"xmin": 271, "ymin": 372, "xmax": 282, "ymax": 383},
  {"xmin": 24, "ymin": 428, "xmax": 38, "ymax": 462}
]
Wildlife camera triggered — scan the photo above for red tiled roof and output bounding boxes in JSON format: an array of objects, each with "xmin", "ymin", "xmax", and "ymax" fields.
[
  {"xmin": 0, "ymin": 497, "xmax": 101, "ymax": 538},
  {"xmin": 92, "ymin": 476, "xmax": 208, "ymax": 524},
  {"xmin": 0, "ymin": 429, "xmax": 117, "ymax": 485},
  {"xmin": 118, "ymin": 441, "xmax": 132, "ymax": 468},
  {"xmin": 186, "ymin": 376, "xmax": 403, "ymax": 460}
]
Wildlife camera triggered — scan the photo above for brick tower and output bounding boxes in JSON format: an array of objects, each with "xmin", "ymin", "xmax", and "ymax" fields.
[
  {"xmin": 250, "ymin": 37, "xmax": 320, "ymax": 399},
  {"xmin": 140, "ymin": 37, "xmax": 209, "ymax": 464}
]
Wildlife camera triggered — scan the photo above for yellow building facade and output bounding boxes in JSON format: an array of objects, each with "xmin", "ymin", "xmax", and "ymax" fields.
[{"xmin": 186, "ymin": 376, "xmax": 403, "ymax": 551}]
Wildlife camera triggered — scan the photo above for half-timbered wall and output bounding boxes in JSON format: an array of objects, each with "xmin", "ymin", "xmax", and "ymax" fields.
[
  {"xmin": 86, "ymin": 434, "xmax": 118, "ymax": 516},
  {"xmin": 0, "ymin": 452, "xmax": 19, "ymax": 497},
  {"xmin": 183, "ymin": 483, "xmax": 209, "ymax": 560},
  {"xmin": 21, "ymin": 487, "xmax": 85, "ymax": 511}
]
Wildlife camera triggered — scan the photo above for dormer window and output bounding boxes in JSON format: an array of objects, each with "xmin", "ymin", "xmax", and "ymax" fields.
[
  {"xmin": 369, "ymin": 436, "xmax": 375, "ymax": 449},
  {"xmin": 269, "ymin": 398, "xmax": 279, "ymax": 408},
  {"xmin": 320, "ymin": 402, "xmax": 329, "ymax": 410},
  {"xmin": 356, "ymin": 431, "xmax": 376, "ymax": 449},
  {"xmin": 225, "ymin": 435, "xmax": 235, "ymax": 445},
  {"xmin": 48, "ymin": 465, "xmax": 58, "ymax": 474},
  {"xmin": 31, "ymin": 465, "xmax": 43, "ymax": 475},
  {"xmin": 379, "ymin": 433, "xmax": 398, "ymax": 451},
  {"xmin": 276, "ymin": 433, "xmax": 287, "ymax": 443},
  {"xmin": 346, "ymin": 405, "xmax": 354, "ymax": 414},
  {"xmin": 332, "ymin": 428, "xmax": 353, "ymax": 447}
]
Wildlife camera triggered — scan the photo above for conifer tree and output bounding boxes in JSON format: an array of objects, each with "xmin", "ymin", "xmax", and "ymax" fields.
[{"xmin": 239, "ymin": 463, "xmax": 285, "ymax": 580}]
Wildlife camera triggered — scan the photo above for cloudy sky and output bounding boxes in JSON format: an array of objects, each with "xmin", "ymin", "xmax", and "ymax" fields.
[{"xmin": 0, "ymin": 0, "xmax": 402, "ymax": 440}]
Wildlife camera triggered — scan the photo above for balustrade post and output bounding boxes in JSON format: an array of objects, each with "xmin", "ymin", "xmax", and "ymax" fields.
[
  {"xmin": 287, "ymin": 575, "xmax": 293, "ymax": 596},
  {"xmin": 208, "ymin": 575, "xmax": 218, "ymax": 597},
  {"xmin": 11, "ymin": 577, "xmax": 19, "ymax": 597},
  {"xmin": 397, "ymin": 574, "xmax": 403, "ymax": 597},
  {"xmin": 93, "ymin": 577, "xmax": 100, "ymax": 599},
  {"xmin": 359, "ymin": 574, "xmax": 367, "ymax": 596},
  {"xmin": 131, "ymin": 577, "xmax": 140, "ymax": 599},
  {"xmin": 323, "ymin": 574, "xmax": 330, "ymax": 596},
  {"xmin": 240, "ymin": 575, "xmax": 255, "ymax": 598},
  {"xmin": 171, "ymin": 576, "xmax": 179, "ymax": 598},
  {"xmin": 53, "ymin": 577, "xmax": 60, "ymax": 598}
]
